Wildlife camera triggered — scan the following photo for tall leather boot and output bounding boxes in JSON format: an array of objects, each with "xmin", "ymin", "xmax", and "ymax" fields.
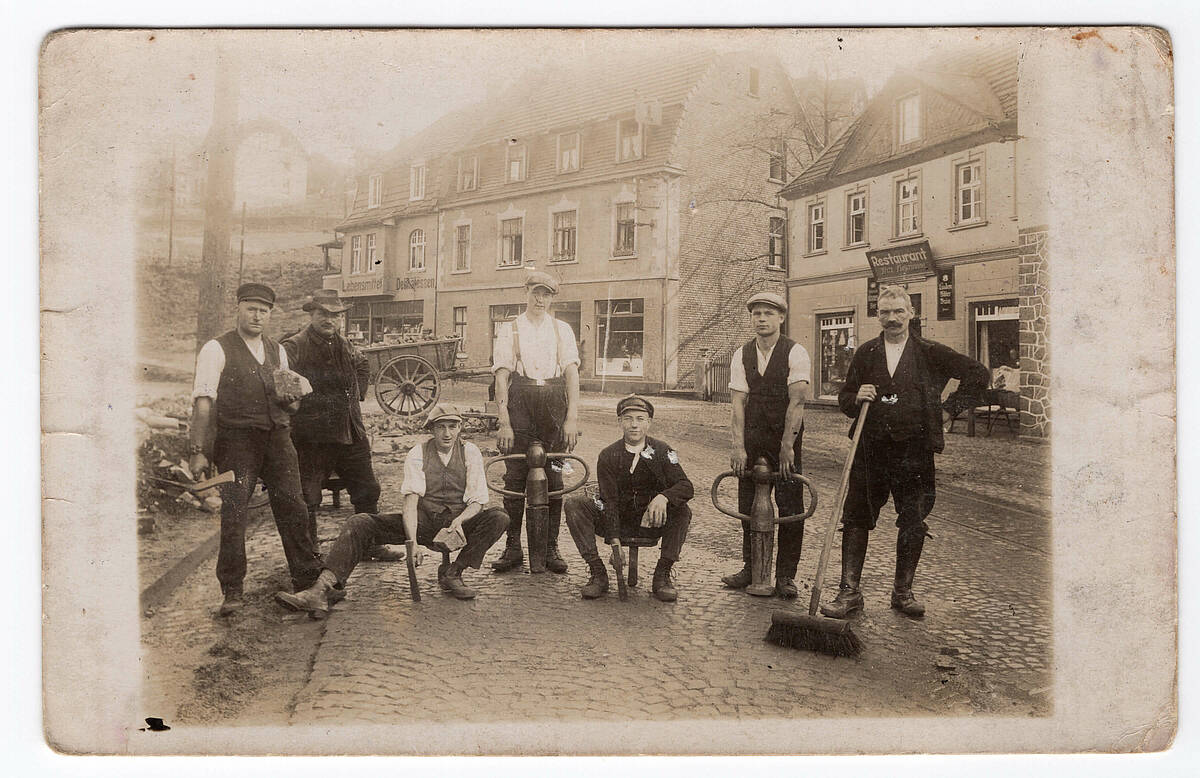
[
  {"xmin": 491, "ymin": 498, "xmax": 524, "ymax": 572},
  {"xmin": 891, "ymin": 524, "xmax": 927, "ymax": 617},
  {"xmin": 820, "ymin": 527, "xmax": 869, "ymax": 618},
  {"xmin": 580, "ymin": 557, "xmax": 609, "ymax": 599},
  {"xmin": 545, "ymin": 502, "xmax": 568, "ymax": 574}
]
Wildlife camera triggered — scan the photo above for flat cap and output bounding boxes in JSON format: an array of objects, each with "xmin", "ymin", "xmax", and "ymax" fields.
[
  {"xmin": 745, "ymin": 290, "xmax": 787, "ymax": 314},
  {"xmin": 236, "ymin": 282, "xmax": 276, "ymax": 307},
  {"xmin": 423, "ymin": 403, "xmax": 464, "ymax": 428},
  {"xmin": 524, "ymin": 270, "xmax": 560, "ymax": 294},
  {"xmin": 616, "ymin": 394, "xmax": 655, "ymax": 418}
]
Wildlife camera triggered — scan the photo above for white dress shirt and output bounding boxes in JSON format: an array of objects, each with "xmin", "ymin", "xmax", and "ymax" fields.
[
  {"xmin": 192, "ymin": 334, "xmax": 291, "ymax": 400},
  {"xmin": 401, "ymin": 440, "xmax": 490, "ymax": 507},
  {"xmin": 728, "ymin": 340, "xmax": 811, "ymax": 393},
  {"xmin": 884, "ymin": 337, "xmax": 908, "ymax": 377},
  {"xmin": 491, "ymin": 313, "xmax": 580, "ymax": 379}
]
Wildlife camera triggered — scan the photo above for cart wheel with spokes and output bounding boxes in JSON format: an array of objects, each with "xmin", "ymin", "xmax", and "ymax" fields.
[{"xmin": 374, "ymin": 354, "xmax": 440, "ymax": 416}]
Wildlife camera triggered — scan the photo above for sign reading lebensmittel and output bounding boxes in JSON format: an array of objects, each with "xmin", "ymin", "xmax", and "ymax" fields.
[{"xmin": 866, "ymin": 240, "xmax": 935, "ymax": 282}]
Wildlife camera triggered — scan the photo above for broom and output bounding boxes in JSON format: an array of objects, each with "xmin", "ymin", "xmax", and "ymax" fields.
[{"xmin": 766, "ymin": 400, "xmax": 870, "ymax": 657}]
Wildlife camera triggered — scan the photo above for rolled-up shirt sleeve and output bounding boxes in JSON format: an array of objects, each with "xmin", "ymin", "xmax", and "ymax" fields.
[
  {"xmin": 557, "ymin": 319, "xmax": 581, "ymax": 371},
  {"xmin": 401, "ymin": 445, "xmax": 426, "ymax": 497},
  {"xmin": 787, "ymin": 343, "xmax": 812, "ymax": 386},
  {"xmin": 463, "ymin": 442, "xmax": 490, "ymax": 506},
  {"xmin": 728, "ymin": 346, "xmax": 749, "ymax": 393},
  {"xmin": 492, "ymin": 320, "xmax": 516, "ymax": 373},
  {"xmin": 192, "ymin": 339, "xmax": 225, "ymax": 400}
]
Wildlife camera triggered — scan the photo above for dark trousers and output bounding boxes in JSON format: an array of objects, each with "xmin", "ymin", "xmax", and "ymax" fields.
[
  {"xmin": 843, "ymin": 434, "xmax": 936, "ymax": 531},
  {"xmin": 323, "ymin": 505, "xmax": 510, "ymax": 586},
  {"xmin": 295, "ymin": 436, "xmax": 381, "ymax": 545},
  {"xmin": 213, "ymin": 426, "xmax": 323, "ymax": 593},
  {"xmin": 502, "ymin": 382, "xmax": 567, "ymax": 539},
  {"xmin": 563, "ymin": 494, "xmax": 691, "ymax": 563},
  {"xmin": 736, "ymin": 444, "xmax": 806, "ymax": 578}
]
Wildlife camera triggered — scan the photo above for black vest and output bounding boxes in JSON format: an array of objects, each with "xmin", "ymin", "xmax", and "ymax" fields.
[
  {"xmin": 862, "ymin": 339, "xmax": 926, "ymax": 441},
  {"xmin": 214, "ymin": 330, "xmax": 290, "ymax": 430},
  {"xmin": 742, "ymin": 336, "xmax": 802, "ymax": 457},
  {"xmin": 420, "ymin": 439, "xmax": 468, "ymax": 517}
]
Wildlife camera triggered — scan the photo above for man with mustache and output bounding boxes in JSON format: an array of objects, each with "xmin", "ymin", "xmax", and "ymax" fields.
[{"xmin": 823, "ymin": 285, "xmax": 988, "ymax": 619}]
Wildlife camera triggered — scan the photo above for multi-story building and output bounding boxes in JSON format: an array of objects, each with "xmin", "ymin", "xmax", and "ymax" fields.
[
  {"xmin": 779, "ymin": 45, "xmax": 1045, "ymax": 433},
  {"xmin": 329, "ymin": 50, "xmax": 807, "ymax": 392}
]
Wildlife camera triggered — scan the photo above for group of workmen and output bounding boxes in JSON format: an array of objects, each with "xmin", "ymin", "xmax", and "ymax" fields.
[{"xmin": 189, "ymin": 270, "xmax": 988, "ymax": 622}]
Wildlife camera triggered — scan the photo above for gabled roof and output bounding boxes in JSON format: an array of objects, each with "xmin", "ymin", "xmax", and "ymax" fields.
[{"xmin": 781, "ymin": 45, "xmax": 1018, "ymax": 200}]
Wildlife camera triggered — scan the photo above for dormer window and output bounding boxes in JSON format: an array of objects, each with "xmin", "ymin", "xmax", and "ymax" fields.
[
  {"xmin": 897, "ymin": 93, "xmax": 921, "ymax": 146},
  {"xmin": 617, "ymin": 119, "xmax": 643, "ymax": 162},
  {"xmin": 506, "ymin": 143, "xmax": 527, "ymax": 183},
  {"xmin": 409, "ymin": 163, "xmax": 426, "ymax": 201},
  {"xmin": 458, "ymin": 155, "xmax": 478, "ymax": 191},
  {"xmin": 367, "ymin": 174, "xmax": 382, "ymax": 208},
  {"xmin": 557, "ymin": 132, "xmax": 580, "ymax": 173}
]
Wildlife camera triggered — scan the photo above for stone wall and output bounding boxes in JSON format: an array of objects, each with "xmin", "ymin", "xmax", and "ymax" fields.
[{"xmin": 1018, "ymin": 226, "xmax": 1050, "ymax": 437}]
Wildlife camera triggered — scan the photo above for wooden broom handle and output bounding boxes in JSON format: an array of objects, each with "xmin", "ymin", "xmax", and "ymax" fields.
[{"xmin": 808, "ymin": 400, "xmax": 870, "ymax": 617}]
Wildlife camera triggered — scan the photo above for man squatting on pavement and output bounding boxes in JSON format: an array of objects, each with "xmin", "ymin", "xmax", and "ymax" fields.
[
  {"xmin": 283, "ymin": 289, "xmax": 398, "ymax": 562},
  {"xmin": 822, "ymin": 285, "xmax": 988, "ymax": 619},
  {"xmin": 490, "ymin": 271, "xmax": 582, "ymax": 574},
  {"xmin": 189, "ymin": 283, "xmax": 324, "ymax": 616},
  {"xmin": 276, "ymin": 404, "xmax": 510, "ymax": 617},
  {"xmin": 564, "ymin": 395, "xmax": 694, "ymax": 602},
  {"xmin": 722, "ymin": 291, "xmax": 812, "ymax": 599}
]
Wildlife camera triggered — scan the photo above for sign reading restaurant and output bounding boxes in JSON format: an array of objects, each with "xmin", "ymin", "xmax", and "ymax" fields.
[
  {"xmin": 342, "ymin": 276, "xmax": 385, "ymax": 296},
  {"xmin": 866, "ymin": 240, "xmax": 936, "ymax": 282}
]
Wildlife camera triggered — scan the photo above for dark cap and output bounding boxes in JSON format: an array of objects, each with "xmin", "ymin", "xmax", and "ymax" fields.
[
  {"xmin": 745, "ymin": 290, "xmax": 787, "ymax": 315},
  {"xmin": 236, "ymin": 282, "xmax": 276, "ymax": 308},
  {"xmin": 616, "ymin": 394, "xmax": 655, "ymax": 418},
  {"xmin": 524, "ymin": 270, "xmax": 560, "ymax": 295},
  {"xmin": 302, "ymin": 288, "xmax": 349, "ymax": 314}
]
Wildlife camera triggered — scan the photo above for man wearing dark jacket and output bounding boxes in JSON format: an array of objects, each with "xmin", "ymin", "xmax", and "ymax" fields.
[
  {"xmin": 822, "ymin": 286, "xmax": 989, "ymax": 619},
  {"xmin": 283, "ymin": 290, "xmax": 383, "ymax": 553},
  {"xmin": 564, "ymin": 395, "xmax": 694, "ymax": 602}
]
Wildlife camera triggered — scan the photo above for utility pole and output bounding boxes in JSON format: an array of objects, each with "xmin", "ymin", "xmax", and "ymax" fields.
[{"xmin": 194, "ymin": 56, "xmax": 239, "ymax": 353}]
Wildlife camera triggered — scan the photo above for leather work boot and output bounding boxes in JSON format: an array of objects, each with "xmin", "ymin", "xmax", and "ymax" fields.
[
  {"xmin": 652, "ymin": 559, "xmax": 678, "ymax": 602},
  {"xmin": 546, "ymin": 544, "xmax": 568, "ymax": 574},
  {"xmin": 721, "ymin": 566, "xmax": 752, "ymax": 589},
  {"xmin": 491, "ymin": 535, "xmax": 524, "ymax": 573},
  {"xmin": 274, "ymin": 572, "xmax": 334, "ymax": 620},
  {"xmin": 218, "ymin": 586, "xmax": 244, "ymax": 617},
  {"xmin": 440, "ymin": 568, "xmax": 478, "ymax": 600},
  {"xmin": 774, "ymin": 577, "xmax": 799, "ymax": 599},
  {"xmin": 891, "ymin": 525, "xmax": 927, "ymax": 618},
  {"xmin": 821, "ymin": 527, "xmax": 869, "ymax": 619},
  {"xmin": 580, "ymin": 558, "xmax": 610, "ymax": 599},
  {"xmin": 366, "ymin": 545, "xmax": 405, "ymax": 562}
]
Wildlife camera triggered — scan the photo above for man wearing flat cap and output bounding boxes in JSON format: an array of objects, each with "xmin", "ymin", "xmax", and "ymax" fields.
[
  {"xmin": 189, "ymin": 282, "xmax": 323, "ymax": 616},
  {"xmin": 490, "ymin": 271, "xmax": 582, "ymax": 574},
  {"xmin": 275, "ymin": 405, "xmax": 511, "ymax": 615},
  {"xmin": 564, "ymin": 395, "xmax": 694, "ymax": 601},
  {"xmin": 283, "ymin": 289, "xmax": 386, "ymax": 556},
  {"xmin": 723, "ymin": 290, "xmax": 812, "ymax": 599}
]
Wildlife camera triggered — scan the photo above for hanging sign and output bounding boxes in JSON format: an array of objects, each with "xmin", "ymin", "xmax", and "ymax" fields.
[
  {"xmin": 937, "ymin": 267, "xmax": 956, "ymax": 320},
  {"xmin": 866, "ymin": 240, "xmax": 935, "ymax": 282},
  {"xmin": 867, "ymin": 278, "xmax": 880, "ymax": 318}
]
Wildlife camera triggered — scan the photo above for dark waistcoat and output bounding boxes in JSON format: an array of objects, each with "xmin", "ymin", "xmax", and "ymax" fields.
[
  {"xmin": 742, "ymin": 336, "xmax": 802, "ymax": 456},
  {"xmin": 420, "ymin": 439, "xmax": 468, "ymax": 516},
  {"xmin": 862, "ymin": 339, "xmax": 926, "ymax": 441},
  {"xmin": 215, "ymin": 330, "xmax": 290, "ymax": 430}
]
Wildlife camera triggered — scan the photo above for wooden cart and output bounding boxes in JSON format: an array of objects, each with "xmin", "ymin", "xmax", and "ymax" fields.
[{"xmin": 361, "ymin": 336, "xmax": 494, "ymax": 418}]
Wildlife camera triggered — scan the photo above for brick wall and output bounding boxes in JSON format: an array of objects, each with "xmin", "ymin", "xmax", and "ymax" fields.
[{"xmin": 1018, "ymin": 225, "xmax": 1049, "ymax": 437}]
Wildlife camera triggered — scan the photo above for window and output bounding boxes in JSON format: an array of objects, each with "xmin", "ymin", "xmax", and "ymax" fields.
[
  {"xmin": 368, "ymin": 174, "xmax": 382, "ymax": 208},
  {"xmin": 373, "ymin": 300, "xmax": 424, "ymax": 341},
  {"xmin": 617, "ymin": 119, "xmax": 643, "ymax": 162},
  {"xmin": 818, "ymin": 313, "xmax": 855, "ymax": 399},
  {"xmin": 409, "ymin": 164, "xmax": 425, "ymax": 200},
  {"xmin": 409, "ymin": 229, "xmax": 425, "ymax": 271},
  {"xmin": 366, "ymin": 233, "xmax": 378, "ymax": 273},
  {"xmin": 453, "ymin": 306, "xmax": 467, "ymax": 348},
  {"xmin": 551, "ymin": 210, "xmax": 577, "ymax": 263},
  {"xmin": 614, "ymin": 202, "xmax": 636, "ymax": 256},
  {"xmin": 768, "ymin": 216, "xmax": 786, "ymax": 270},
  {"xmin": 457, "ymin": 156, "xmax": 478, "ymax": 192},
  {"xmin": 506, "ymin": 144, "xmax": 526, "ymax": 183},
  {"xmin": 808, "ymin": 203, "xmax": 825, "ymax": 253},
  {"xmin": 499, "ymin": 217, "xmax": 523, "ymax": 266},
  {"xmin": 768, "ymin": 138, "xmax": 786, "ymax": 183},
  {"xmin": 454, "ymin": 224, "xmax": 471, "ymax": 272},
  {"xmin": 347, "ymin": 301, "xmax": 370, "ymax": 343},
  {"xmin": 350, "ymin": 235, "xmax": 362, "ymax": 273},
  {"xmin": 896, "ymin": 176, "xmax": 921, "ymax": 237},
  {"xmin": 897, "ymin": 93, "xmax": 921, "ymax": 146},
  {"xmin": 956, "ymin": 160, "xmax": 984, "ymax": 224},
  {"xmin": 595, "ymin": 299, "xmax": 645, "ymax": 377},
  {"xmin": 490, "ymin": 303, "xmax": 526, "ymax": 362},
  {"xmin": 557, "ymin": 132, "xmax": 580, "ymax": 173},
  {"xmin": 748, "ymin": 67, "xmax": 760, "ymax": 97},
  {"xmin": 972, "ymin": 300, "xmax": 1020, "ymax": 370},
  {"xmin": 846, "ymin": 191, "xmax": 868, "ymax": 245}
]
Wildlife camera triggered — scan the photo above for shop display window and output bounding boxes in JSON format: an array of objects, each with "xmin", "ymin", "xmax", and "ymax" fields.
[
  {"xmin": 818, "ymin": 312, "xmax": 855, "ymax": 399},
  {"xmin": 595, "ymin": 298, "xmax": 644, "ymax": 377}
]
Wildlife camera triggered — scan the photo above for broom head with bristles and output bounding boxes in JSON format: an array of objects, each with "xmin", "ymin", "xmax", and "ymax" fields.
[{"xmin": 765, "ymin": 611, "xmax": 863, "ymax": 657}]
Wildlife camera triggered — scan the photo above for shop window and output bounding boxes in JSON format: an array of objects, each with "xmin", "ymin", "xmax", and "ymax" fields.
[
  {"xmin": 955, "ymin": 160, "xmax": 984, "ymax": 225},
  {"xmin": 347, "ymin": 301, "xmax": 370, "ymax": 344},
  {"xmin": 895, "ymin": 176, "xmax": 921, "ymax": 237},
  {"xmin": 454, "ymin": 224, "xmax": 471, "ymax": 272},
  {"xmin": 972, "ymin": 300, "xmax": 1020, "ymax": 370},
  {"xmin": 350, "ymin": 235, "xmax": 362, "ymax": 274},
  {"xmin": 768, "ymin": 138, "xmax": 786, "ymax": 183},
  {"xmin": 897, "ymin": 93, "xmax": 921, "ymax": 146},
  {"xmin": 409, "ymin": 229, "xmax": 425, "ymax": 271},
  {"xmin": 768, "ymin": 216, "xmax": 786, "ymax": 270},
  {"xmin": 818, "ymin": 312, "xmax": 856, "ymax": 399},
  {"xmin": 366, "ymin": 233, "xmax": 378, "ymax": 273},
  {"xmin": 617, "ymin": 119, "xmax": 643, "ymax": 162},
  {"xmin": 614, "ymin": 202, "xmax": 636, "ymax": 257},
  {"xmin": 499, "ymin": 217, "xmax": 523, "ymax": 267},
  {"xmin": 373, "ymin": 300, "xmax": 424, "ymax": 343},
  {"xmin": 453, "ymin": 306, "xmax": 467, "ymax": 348},
  {"xmin": 595, "ymin": 298, "xmax": 645, "ymax": 377},
  {"xmin": 410, "ymin": 164, "xmax": 426, "ymax": 201},
  {"xmin": 808, "ymin": 203, "xmax": 825, "ymax": 253},
  {"xmin": 846, "ymin": 191, "xmax": 868, "ymax": 245},
  {"xmin": 506, "ymin": 143, "xmax": 527, "ymax": 183},
  {"xmin": 557, "ymin": 132, "xmax": 580, "ymax": 173},
  {"xmin": 368, "ymin": 174, "xmax": 382, "ymax": 208},
  {"xmin": 458, "ymin": 156, "xmax": 478, "ymax": 192}
]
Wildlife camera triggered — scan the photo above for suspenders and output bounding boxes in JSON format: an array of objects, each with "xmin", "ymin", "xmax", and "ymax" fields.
[{"xmin": 511, "ymin": 315, "xmax": 565, "ymax": 380}]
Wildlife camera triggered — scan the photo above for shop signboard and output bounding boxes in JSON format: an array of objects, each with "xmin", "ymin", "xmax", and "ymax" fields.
[
  {"xmin": 342, "ymin": 275, "xmax": 385, "ymax": 296},
  {"xmin": 867, "ymin": 278, "xmax": 879, "ymax": 317},
  {"xmin": 937, "ymin": 267, "xmax": 956, "ymax": 320},
  {"xmin": 866, "ymin": 240, "xmax": 935, "ymax": 282}
]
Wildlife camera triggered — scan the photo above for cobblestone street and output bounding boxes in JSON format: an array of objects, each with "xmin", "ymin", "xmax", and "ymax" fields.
[{"xmin": 141, "ymin": 387, "xmax": 1052, "ymax": 738}]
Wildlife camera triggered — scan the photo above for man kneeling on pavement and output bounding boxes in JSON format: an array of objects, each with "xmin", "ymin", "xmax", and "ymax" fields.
[
  {"xmin": 275, "ymin": 405, "xmax": 510, "ymax": 617},
  {"xmin": 564, "ymin": 395, "xmax": 694, "ymax": 602}
]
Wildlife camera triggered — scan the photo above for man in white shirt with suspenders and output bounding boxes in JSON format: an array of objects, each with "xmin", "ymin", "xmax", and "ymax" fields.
[{"xmin": 491, "ymin": 271, "xmax": 582, "ymax": 574}]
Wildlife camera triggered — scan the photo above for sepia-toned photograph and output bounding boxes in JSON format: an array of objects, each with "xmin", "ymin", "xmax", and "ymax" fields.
[{"xmin": 38, "ymin": 24, "xmax": 1177, "ymax": 759}]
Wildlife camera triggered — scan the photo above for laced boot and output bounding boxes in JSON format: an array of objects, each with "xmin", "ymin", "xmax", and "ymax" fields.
[
  {"xmin": 721, "ymin": 566, "xmax": 752, "ymax": 589},
  {"xmin": 580, "ymin": 558, "xmax": 610, "ymax": 599},
  {"xmin": 218, "ymin": 584, "xmax": 244, "ymax": 617},
  {"xmin": 545, "ymin": 510, "xmax": 568, "ymax": 574},
  {"xmin": 821, "ymin": 527, "xmax": 869, "ymax": 618},
  {"xmin": 491, "ymin": 505, "xmax": 524, "ymax": 572},
  {"xmin": 652, "ymin": 558, "xmax": 678, "ymax": 602},
  {"xmin": 440, "ymin": 564, "xmax": 478, "ymax": 600},
  {"xmin": 890, "ymin": 525, "xmax": 927, "ymax": 617},
  {"xmin": 274, "ymin": 569, "xmax": 336, "ymax": 619}
]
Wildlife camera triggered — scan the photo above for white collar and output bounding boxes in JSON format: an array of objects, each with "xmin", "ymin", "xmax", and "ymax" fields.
[{"xmin": 623, "ymin": 440, "xmax": 647, "ymax": 455}]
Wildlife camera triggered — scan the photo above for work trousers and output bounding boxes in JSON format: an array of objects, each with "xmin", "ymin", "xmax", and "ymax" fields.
[
  {"xmin": 213, "ymin": 425, "xmax": 323, "ymax": 593},
  {"xmin": 295, "ymin": 435, "xmax": 381, "ymax": 545},
  {"xmin": 323, "ymin": 505, "xmax": 510, "ymax": 586},
  {"xmin": 502, "ymin": 382, "xmax": 567, "ymax": 538},
  {"xmin": 842, "ymin": 434, "xmax": 936, "ymax": 532},
  {"xmin": 736, "ymin": 444, "xmax": 806, "ymax": 579},
  {"xmin": 563, "ymin": 494, "xmax": 691, "ymax": 563}
]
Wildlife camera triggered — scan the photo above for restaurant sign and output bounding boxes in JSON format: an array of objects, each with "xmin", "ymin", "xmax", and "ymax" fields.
[
  {"xmin": 866, "ymin": 240, "xmax": 935, "ymax": 282},
  {"xmin": 342, "ymin": 276, "xmax": 385, "ymax": 296}
]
